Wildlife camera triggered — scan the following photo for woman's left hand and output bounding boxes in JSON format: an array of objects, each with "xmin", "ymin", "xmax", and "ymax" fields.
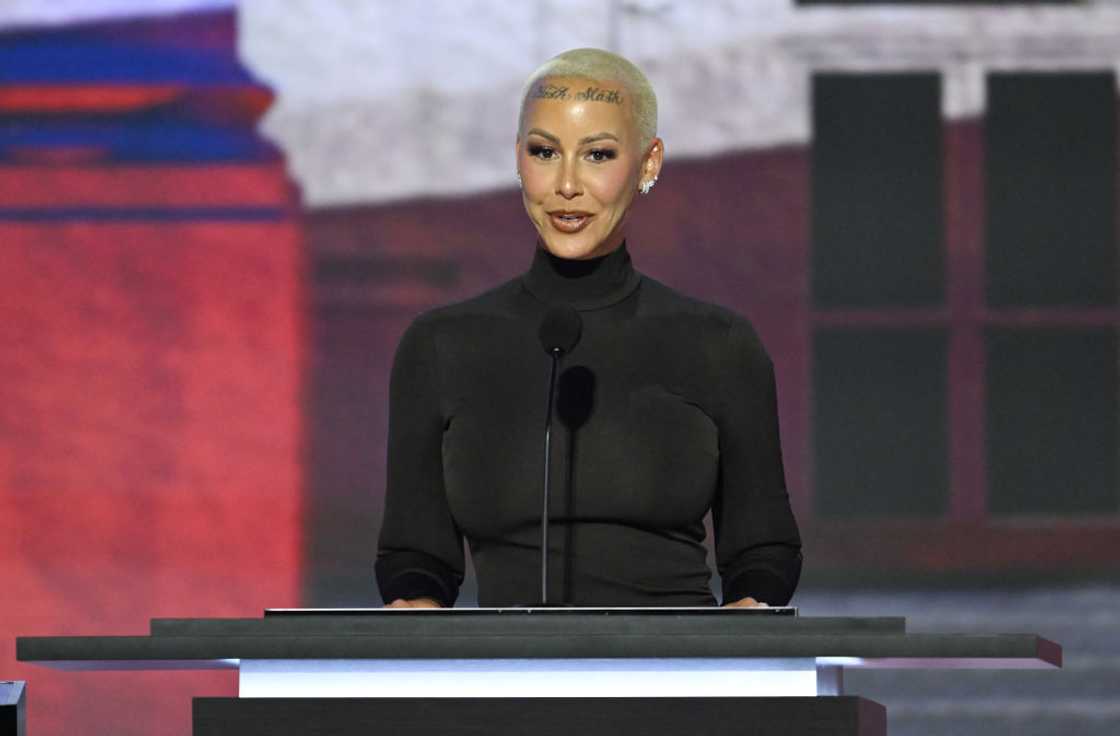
[{"xmin": 722, "ymin": 596, "xmax": 770, "ymax": 608}]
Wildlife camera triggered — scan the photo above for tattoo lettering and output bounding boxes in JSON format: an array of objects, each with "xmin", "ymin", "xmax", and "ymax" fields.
[
  {"xmin": 575, "ymin": 86, "xmax": 623, "ymax": 105},
  {"xmin": 529, "ymin": 83, "xmax": 624, "ymax": 106},
  {"xmin": 530, "ymin": 83, "xmax": 570, "ymax": 100}
]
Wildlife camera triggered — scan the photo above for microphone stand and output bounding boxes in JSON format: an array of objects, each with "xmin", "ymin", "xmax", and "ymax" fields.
[
  {"xmin": 541, "ymin": 347, "xmax": 561, "ymax": 606},
  {"xmin": 537, "ymin": 301, "xmax": 580, "ymax": 607}
]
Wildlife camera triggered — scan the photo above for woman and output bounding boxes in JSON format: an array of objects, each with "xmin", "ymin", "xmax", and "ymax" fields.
[{"xmin": 376, "ymin": 47, "xmax": 801, "ymax": 608}]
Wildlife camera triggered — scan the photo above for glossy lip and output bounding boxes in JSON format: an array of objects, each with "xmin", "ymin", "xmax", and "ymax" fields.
[
  {"xmin": 548, "ymin": 211, "xmax": 594, "ymax": 233},
  {"xmin": 549, "ymin": 210, "xmax": 594, "ymax": 217}
]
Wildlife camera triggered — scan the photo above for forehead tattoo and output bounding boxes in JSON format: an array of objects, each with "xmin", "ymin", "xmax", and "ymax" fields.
[{"xmin": 529, "ymin": 82, "xmax": 624, "ymax": 106}]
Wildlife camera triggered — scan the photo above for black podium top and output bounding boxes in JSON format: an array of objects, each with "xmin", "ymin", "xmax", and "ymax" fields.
[{"xmin": 16, "ymin": 610, "xmax": 1060, "ymax": 671}]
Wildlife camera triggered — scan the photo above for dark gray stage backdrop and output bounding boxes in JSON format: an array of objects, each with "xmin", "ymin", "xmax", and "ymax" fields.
[{"xmin": 305, "ymin": 72, "xmax": 1118, "ymax": 606}]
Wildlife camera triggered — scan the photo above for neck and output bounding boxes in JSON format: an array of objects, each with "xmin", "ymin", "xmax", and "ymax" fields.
[{"xmin": 521, "ymin": 239, "xmax": 641, "ymax": 311}]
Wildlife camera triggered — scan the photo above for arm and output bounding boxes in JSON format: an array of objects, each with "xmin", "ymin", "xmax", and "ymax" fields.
[
  {"xmin": 712, "ymin": 316, "xmax": 803, "ymax": 607},
  {"xmin": 374, "ymin": 315, "xmax": 465, "ymax": 607}
]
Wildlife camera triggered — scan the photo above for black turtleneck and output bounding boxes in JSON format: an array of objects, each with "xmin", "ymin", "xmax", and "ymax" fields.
[
  {"xmin": 375, "ymin": 240, "xmax": 802, "ymax": 607},
  {"xmin": 521, "ymin": 240, "xmax": 642, "ymax": 309}
]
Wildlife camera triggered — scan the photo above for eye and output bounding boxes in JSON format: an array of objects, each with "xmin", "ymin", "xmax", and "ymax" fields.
[
  {"xmin": 528, "ymin": 144, "xmax": 556, "ymax": 160},
  {"xmin": 587, "ymin": 148, "xmax": 617, "ymax": 163}
]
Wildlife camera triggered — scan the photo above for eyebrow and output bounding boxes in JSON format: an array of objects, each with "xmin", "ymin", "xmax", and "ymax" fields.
[{"xmin": 527, "ymin": 128, "xmax": 620, "ymax": 145}]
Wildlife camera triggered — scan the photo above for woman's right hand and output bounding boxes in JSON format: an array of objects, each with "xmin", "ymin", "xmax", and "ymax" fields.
[{"xmin": 384, "ymin": 597, "xmax": 442, "ymax": 608}]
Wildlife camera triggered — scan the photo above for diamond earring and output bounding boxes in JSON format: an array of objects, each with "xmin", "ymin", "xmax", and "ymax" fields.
[{"xmin": 639, "ymin": 175, "xmax": 658, "ymax": 195}]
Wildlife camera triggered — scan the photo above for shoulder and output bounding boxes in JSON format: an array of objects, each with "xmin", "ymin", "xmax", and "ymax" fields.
[
  {"xmin": 636, "ymin": 274, "xmax": 771, "ymax": 364},
  {"xmin": 403, "ymin": 276, "xmax": 524, "ymax": 338}
]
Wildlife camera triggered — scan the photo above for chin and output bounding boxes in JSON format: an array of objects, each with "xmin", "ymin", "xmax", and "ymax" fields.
[{"xmin": 540, "ymin": 233, "xmax": 607, "ymax": 260}]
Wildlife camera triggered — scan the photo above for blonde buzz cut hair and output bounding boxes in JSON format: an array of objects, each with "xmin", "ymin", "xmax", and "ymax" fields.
[{"xmin": 517, "ymin": 47, "xmax": 658, "ymax": 153}]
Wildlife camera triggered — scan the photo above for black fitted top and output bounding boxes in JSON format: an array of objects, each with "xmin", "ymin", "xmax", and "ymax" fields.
[{"xmin": 375, "ymin": 240, "xmax": 802, "ymax": 607}]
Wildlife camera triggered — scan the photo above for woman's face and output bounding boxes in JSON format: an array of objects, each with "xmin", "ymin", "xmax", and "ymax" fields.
[{"xmin": 516, "ymin": 75, "xmax": 662, "ymax": 260}]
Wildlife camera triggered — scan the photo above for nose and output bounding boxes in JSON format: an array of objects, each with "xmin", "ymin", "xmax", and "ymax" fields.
[{"xmin": 556, "ymin": 156, "xmax": 581, "ymax": 199}]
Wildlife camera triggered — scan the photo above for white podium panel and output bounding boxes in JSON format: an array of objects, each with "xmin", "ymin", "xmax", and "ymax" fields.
[{"xmin": 238, "ymin": 657, "xmax": 821, "ymax": 698}]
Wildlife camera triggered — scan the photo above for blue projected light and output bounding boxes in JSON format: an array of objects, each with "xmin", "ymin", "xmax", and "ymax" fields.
[
  {"xmin": 0, "ymin": 113, "xmax": 280, "ymax": 162},
  {"xmin": 0, "ymin": 8, "xmax": 280, "ymax": 164},
  {"xmin": 0, "ymin": 9, "xmax": 252, "ymax": 84}
]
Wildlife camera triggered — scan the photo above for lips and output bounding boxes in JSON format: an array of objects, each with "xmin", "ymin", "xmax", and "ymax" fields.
[{"xmin": 548, "ymin": 211, "xmax": 594, "ymax": 233}]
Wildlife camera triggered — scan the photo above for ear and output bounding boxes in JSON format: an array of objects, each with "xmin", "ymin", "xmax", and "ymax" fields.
[{"xmin": 642, "ymin": 137, "xmax": 664, "ymax": 181}]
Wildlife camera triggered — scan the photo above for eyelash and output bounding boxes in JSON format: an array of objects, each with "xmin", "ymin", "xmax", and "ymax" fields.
[{"xmin": 527, "ymin": 144, "xmax": 617, "ymax": 163}]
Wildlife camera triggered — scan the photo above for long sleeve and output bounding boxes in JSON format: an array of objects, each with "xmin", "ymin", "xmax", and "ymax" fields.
[
  {"xmin": 711, "ymin": 316, "xmax": 803, "ymax": 606},
  {"xmin": 374, "ymin": 314, "xmax": 465, "ymax": 606}
]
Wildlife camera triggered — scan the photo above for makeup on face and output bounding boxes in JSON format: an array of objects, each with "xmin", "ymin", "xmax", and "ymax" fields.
[{"xmin": 517, "ymin": 77, "xmax": 641, "ymax": 260}]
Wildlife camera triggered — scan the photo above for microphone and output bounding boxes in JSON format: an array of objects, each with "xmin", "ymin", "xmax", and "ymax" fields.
[
  {"xmin": 539, "ymin": 304, "xmax": 582, "ymax": 354},
  {"xmin": 537, "ymin": 305, "xmax": 582, "ymax": 606}
]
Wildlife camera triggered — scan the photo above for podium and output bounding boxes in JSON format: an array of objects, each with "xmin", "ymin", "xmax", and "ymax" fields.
[
  {"xmin": 0, "ymin": 681, "xmax": 26, "ymax": 736},
  {"xmin": 17, "ymin": 607, "xmax": 1060, "ymax": 735}
]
